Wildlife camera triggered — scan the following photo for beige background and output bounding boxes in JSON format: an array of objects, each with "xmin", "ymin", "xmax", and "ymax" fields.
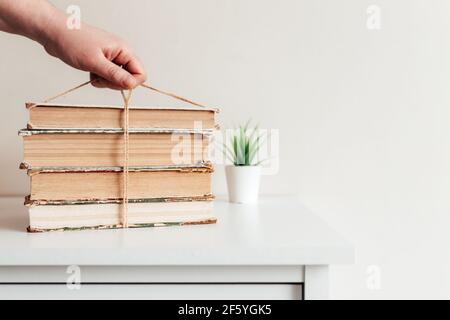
[{"xmin": 1, "ymin": 0, "xmax": 450, "ymax": 299}]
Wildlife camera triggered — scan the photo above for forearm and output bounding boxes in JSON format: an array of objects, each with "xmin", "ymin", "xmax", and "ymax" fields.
[
  {"xmin": 0, "ymin": 0, "xmax": 65, "ymax": 45},
  {"xmin": 0, "ymin": 0, "xmax": 146, "ymax": 89}
]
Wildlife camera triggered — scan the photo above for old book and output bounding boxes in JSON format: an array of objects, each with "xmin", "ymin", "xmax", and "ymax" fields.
[
  {"xmin": 19, "ymin": 101, "xmax": 219, "ymax": 233},
  {"xmin": 20, "ymin": 129, "xmax": 210, "ymax": 167},
  {"xmin": 28, "ymin": 166, "xmax": 213, "ymax": 201},
  {"xmin": 26, "ymin": 199, "xmax": 216, "ymax": 232},
  {"xmin": 26, "ymin": 103, "xmax": 218, "ymax": 130}
]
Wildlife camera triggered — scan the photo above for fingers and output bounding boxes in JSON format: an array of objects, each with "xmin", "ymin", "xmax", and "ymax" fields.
[
  {"xmin": 91, "ymin": 58, "xmax": 137, "ymax": 89},
  {"xmin": 90, "ymin": 49, "xmax": 147, "ymax": 90},
  {"xmin": 124, "ymin": 58, "xmax": 147, "ymax": 87},
  {"xmin": 90, "ymin": 74, "xmax": 124, "ymax": 90},
  {"xmin": 113, "ymin": 49, "xmax": 147, "ymax": 85}
]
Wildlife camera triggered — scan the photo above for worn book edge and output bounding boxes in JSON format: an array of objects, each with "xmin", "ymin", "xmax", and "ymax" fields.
[
  {"xmin": 25, "ymin": 194, "xmax": 215, "ymax": 207},
  {"xmin": 26, "ymin": 122, "xmax": 221, "ymax": 131},
  {"xmin": 26, "ymin": 102, "xmax": 220, "ymax": 113},
  {"xmin": 20, "ymin": 162, "xmax": 214, "ymax": 174},
  {"xmin": 19, "ymin": 128, "xmax": 215, "ymax": 136},
  {"xmin": 27, "ymin": 218, "xmax": 217, "ymax": 233}
]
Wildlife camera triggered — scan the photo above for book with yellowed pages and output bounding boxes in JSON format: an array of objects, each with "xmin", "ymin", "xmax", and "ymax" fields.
[
  {"xmin": 19, "ymin": 129, "xmax": 211, "ymax": 167},
  {"xmin": 26, "ymin": 197, "xmax": 216, "ymax": 232},
  {"xmin": 19, "ymin": 102, "xmax": 219, "ymax": 232},
  {"xmin": 26, "ymin": 165, "xmax": 213, "ymax": 201},
  {"xmin": 26, "ymin": 102, "xmax": 218, "ymax": 129}
]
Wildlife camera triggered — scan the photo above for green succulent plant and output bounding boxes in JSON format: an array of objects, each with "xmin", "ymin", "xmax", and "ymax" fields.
[{"xmin": 223, "ymin": 121, "xmax": 265, "ymax": 166}]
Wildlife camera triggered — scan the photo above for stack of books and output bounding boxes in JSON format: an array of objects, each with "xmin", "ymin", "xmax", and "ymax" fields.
[{"xmin": 19, "ymin": 102, "xmax": 218, "ymax": 232}]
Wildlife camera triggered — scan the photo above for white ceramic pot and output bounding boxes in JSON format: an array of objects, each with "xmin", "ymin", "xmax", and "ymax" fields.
[{"xmin": 225, "ymin": 166, "xmax": 261, "ymax": 204}]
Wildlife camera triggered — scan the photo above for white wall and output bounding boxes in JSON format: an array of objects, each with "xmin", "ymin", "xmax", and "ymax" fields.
[{"xmin": 1, "ymin": 0, "xmax": 450, "ymax": 299}]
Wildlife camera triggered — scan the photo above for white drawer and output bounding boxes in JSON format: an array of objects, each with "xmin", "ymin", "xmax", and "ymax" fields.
[
  {"xmin": 0, "ymin": 266, "xmax": 304, "ymax": 283},
  {"xmin": 0, "ymin": 284, "xmax": 302, "ymax": 300}
]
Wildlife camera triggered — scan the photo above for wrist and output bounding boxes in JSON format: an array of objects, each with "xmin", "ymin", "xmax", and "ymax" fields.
[
  {"xmin": 0, "ymin": 0, "xmax": 60, "ymax": 42},
  {"xmin": 29, "ymin": 2, "xmax": 67, "ymax": 47}
]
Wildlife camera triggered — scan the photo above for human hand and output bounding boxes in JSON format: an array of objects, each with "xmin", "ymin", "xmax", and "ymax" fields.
[
  {"xmin": 43, "ymin": 23, "xmax": 146, "ymax": 90},
  {"xmin": 0, "ymin": 0, "xmax": 146, "ymax": 90}
]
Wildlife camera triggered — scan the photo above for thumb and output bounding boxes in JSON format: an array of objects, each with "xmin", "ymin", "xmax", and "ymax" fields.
[{"xmin": 91, "ymin": 58, "xmax": 137, "ymax": 89}]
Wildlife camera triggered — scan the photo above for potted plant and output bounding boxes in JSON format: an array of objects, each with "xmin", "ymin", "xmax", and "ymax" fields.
[{"xmin": 223, "ymin": 122, "xmax": 264, "ymax": 204}]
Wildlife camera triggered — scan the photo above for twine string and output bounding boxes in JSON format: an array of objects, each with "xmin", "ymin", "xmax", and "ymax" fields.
[
  {"xmin": 42, "ymin": 80, "xmax": 208, "ymax": 109},
  {"xmin": 140, "ymin": 83, "xmax": 208, "ymax": 108},
  {"xmin": 120, "ymin": 89, "xmax": 132, "ymax": 228},
  {"xmin": 43, "ymin": 80, "xmax": 94, "ymax": 103},
  {"xmin": 40, "ymin": 79, "xmax": 209, "ymax": 228}
]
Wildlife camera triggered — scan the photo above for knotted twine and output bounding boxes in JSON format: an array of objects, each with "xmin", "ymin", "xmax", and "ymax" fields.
[{"xmin": 39, "ymin": 79, "xmax": 209, "ymax": 228}]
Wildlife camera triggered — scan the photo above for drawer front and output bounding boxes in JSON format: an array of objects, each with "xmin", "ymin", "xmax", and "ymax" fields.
[
  {"xmin": 0, "ymin": 266, "xmax": 304, "ymax": 283},
  {"xmin": 0, "ymin": 284, "xmax": 302, "ymax": 300}
]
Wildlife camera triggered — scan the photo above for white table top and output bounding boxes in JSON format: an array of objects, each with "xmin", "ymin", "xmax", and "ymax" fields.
[{"xmin": 0, "ymin": 196, "xmax": 354, "ymax": 266}]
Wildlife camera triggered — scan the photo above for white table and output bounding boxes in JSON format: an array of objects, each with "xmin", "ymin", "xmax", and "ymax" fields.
[{"xmin": 0, "ymin": 196, "xmax": 353, "ymax": 300}]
